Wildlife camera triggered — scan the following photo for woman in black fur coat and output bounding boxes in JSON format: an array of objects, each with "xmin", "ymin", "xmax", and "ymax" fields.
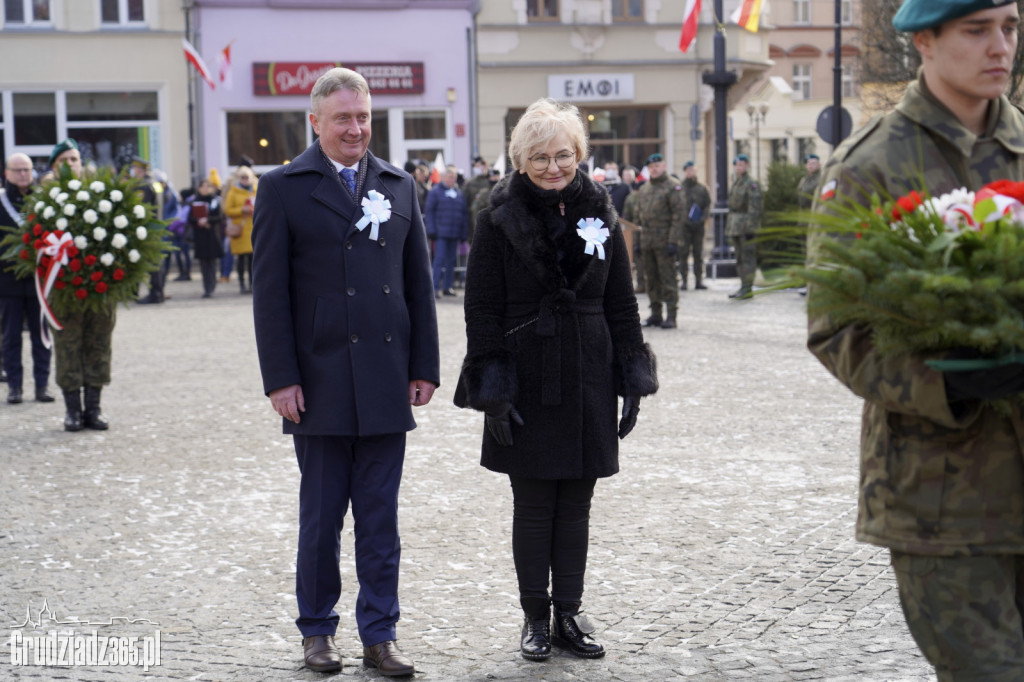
[{"xmin": 456, "ymin": 98, "xmax": 658, "ymax": 661}]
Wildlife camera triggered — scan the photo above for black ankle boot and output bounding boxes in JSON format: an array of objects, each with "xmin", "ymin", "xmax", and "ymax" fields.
[
  {"xmin": 83, "ymin": 386, "xmax": 109, "ymax": 430},
  {"xmin": 520, "ymin": 614, "xmax": 552, "ymax": 661},
  {"xmin": 63, "ymin": 390, "xmax": 83, "ymax": 432},
  {"xmin": 552, "ymin": 604, "xmax": 605, "ymax": 658}
]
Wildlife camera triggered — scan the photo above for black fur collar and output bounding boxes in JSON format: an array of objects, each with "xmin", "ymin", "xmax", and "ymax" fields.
[{"xmin": 487, "ymin": 170, "xmax": 618, "ymax": 293}]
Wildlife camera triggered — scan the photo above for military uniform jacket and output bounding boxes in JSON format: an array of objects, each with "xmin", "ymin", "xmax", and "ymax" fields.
[
  {"xmin": 456, "ymin": 170, "xmax": 658, "ymax": 480},
  {"xmin": 251, "ymin": 143, "xmax": 440, "ymax": 437},
  {"xmin": 808, "ymin": 74, "xmax": 1024, "ymax": 556},
  {"xmin": 796, "ymin": 170, "xmax": 820, "ymax": 211},
  {"xmin": 726, "ymin": 173, "xmax": 762, "ymax": 237},
  {"xmin": 632, "ymin": 174, "xmax": 684, "ymax": 246},
  {"xmin": 682, "ymin": 178, "xmax": 711, "ymax": 228}
]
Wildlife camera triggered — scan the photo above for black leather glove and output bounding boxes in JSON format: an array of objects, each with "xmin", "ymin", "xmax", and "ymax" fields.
[
  {"xmin": 666, "ymin": 242, "xmax": 679, "ymax": 257},
  {"xmin": 942, "ymin": 348, "xmax": 1024, "ymax": 401},
  {"xmin": 618, "ymin": 396, "xmax": 640, "ymax": 439},
  {"xmin": 485, "ymin": 403, "xmax": 524, "ymax": 447}
]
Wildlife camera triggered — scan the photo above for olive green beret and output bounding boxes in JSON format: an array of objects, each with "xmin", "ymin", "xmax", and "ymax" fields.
[
  {"xmin": 48, "ymin": 138, "xmax": 79, "ymax": 168},
  {"xmin": 893, "ymin": 0, "xmax": 1016, "ymax": 33}
]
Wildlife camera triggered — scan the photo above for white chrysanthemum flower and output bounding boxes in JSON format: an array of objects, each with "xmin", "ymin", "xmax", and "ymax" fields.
[
  {"xmin": 98, "ymin": 200, "xmax": 112, "ymax": 213},
  {"xmin": 133, "ymin": 204, "xmax": 146, "ymax": 219},
  {"xmin": 100, "ymin": 253, "xmax": 115, "ymax": 266},
  {"xmin": 135, "ymin": 226, "xmax": 148, "ymax": 240},
  {"xmin": 34, "ymin": 201, "xmax": 44, "ymax": 213},
  {"xmin": 76, "ymin": 191, "xmax": 90, "ymax": 202},
  {"xmin": 921, "ymin": 188, "xmax": 976, "ymax": 218},
  {"xmin": 63, "ymin": 204, "xmax": 76, "ymax": 216},
  {"xmin": 42, "ymin": 206, "xmax": 56, "ymax": 219},
  {"xmin": 48, "ymin": 187, "xmax": 61, "ymax": 199},
  {"xmin": 55, "ymin": 192, "xmax": 68, "ymax": 205},
  {"xmin": 110, "ymin": 189, "xmax": 123, "ymax": 202},
  {"xmin": 83, "ymin": 209, "xmax": 98, "ymax": 224},
  {"xmin": 74, "ymin": 235, "xmax": 88, "ymax": 250},
  {"xmin": 113, "ymin": 215, "xmax": 129, "ymax": 229},
  {"xmin": 67, "ymin": 179, "xmax": 82, "ymax": 191},
  {"xmin": 56, "ymin": 218, "xmax": 68, "ymax": 230},
  {"xmin": 128, "ymin": 249, "xmax": 141, "ymax": 263},
  {"xmin": 92, "ymin": 227, "xmax": 107, "ymax": 241},
  {"xmin": 90, "ymin": 181, "xmax": 105, "ymax": 193},
  {"xmin": 111, "ymin": 233, "xmax": 128, "ymax": 249}
]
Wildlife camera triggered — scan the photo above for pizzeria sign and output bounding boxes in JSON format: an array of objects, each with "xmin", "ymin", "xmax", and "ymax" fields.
[{"xmin": 253, "ymin": 62, "xmax": 424, "ymax": 96}]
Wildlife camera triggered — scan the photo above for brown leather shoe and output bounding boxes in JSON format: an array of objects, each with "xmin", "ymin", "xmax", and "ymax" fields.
[
  {"xmin": 362, "ymin": 640, "xmax": 414, "ymax": 677},
  {"xmin": 303, "ymin": 635, "xmax": 342, "ymax": 673}
]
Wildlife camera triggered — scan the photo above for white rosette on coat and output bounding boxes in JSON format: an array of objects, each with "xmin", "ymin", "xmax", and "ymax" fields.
[
  {"xmin": 576, "ymin": 217, "xmax": 609, "ymax": 259},
  {"xmin": 355, "ymin": 189, "xmax": 392, "ymax": 241}
]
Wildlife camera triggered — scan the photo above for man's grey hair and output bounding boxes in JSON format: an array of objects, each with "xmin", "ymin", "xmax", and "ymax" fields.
[{"xmin": 311, "ymin": 68, "xmax": 371, "ymax": 115}]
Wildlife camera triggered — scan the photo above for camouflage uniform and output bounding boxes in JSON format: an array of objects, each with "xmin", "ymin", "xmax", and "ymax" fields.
[
  {"xmin": 53, "ymin": 305, "xmax": 116, "ymax": 392},
  {"xmin": 808, "ymin": 74, "xmax": 1024, "ymax": 681},
  {"xmin": 795, "ymin": 168, "xmax": 820, "ymax": 211},
  {"xmin": 680, "ymin": 177, "xmax": 711, "ymax": 289},
  {"xmin": 632, "ymin": 174, "xmax": 684, "ymax": 321},
  {"xmin": 726, "ymin": 172, "xmax": 762, "ymax": 294},
  {"xmin": 621, "ymin": 190, "xmax": 644, "ymax": 291}
]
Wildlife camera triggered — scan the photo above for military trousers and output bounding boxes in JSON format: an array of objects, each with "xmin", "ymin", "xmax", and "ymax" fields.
[
  {"xmin": 731, "ymin": 234, "xmax": 757, "ymax": 290},
  {"xmin": 641, "ymin": 245, "xmax": 678, "ymax": 317},
  {"xmin": 891, "ymin": 550, "xmax": 1024, "ymax": 682},
  {"xmin": 53, "ymin": 305, "xmax": 116, "ymax": 392},
  {"xmin": 680, "ymin": 222, "xmax": 705, "ymax": 284}
]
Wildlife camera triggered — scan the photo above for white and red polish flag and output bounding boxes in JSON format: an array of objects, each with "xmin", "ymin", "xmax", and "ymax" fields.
[
  {"xmin": 182, "ymin": 38, "xmax": 216, "ymax": 90},
  {"xmin": 217, "ymin": 42, "xmax": 233, "ymax": 90},
  {"xmin": 678, "ymin": 0, "xmax": 701, "ymax": 53}
]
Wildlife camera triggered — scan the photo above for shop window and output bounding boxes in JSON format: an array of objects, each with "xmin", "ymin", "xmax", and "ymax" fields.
[
  {"xmin": 4, "ymin": 0, "xmax": 49, "ymax": 23},
  {"xmin": 229, "ymin": 111, "xmax": 308, "ymax": 167},
  {"xmin": 13, "ymin": 92, "xmax": 56, "ymax": 146},
  {"xmin": 67, "ymin": 92, "xmax": 158, "ymax": 122},
  {"xmin": 67, "ymin": 127, "xmax": 152, "ymax": 171},
  {"xmin": 612, "ymin": 0, "xmax": 643, "ymax": 22},
  {"xmin": 527, "ymin": 0, "xmax": 559, "ymax": 21},
  {"xmin": 403, "ymin": 111, "xmax": 445, "ymax": 140},
  {"xmin": 101, "ymin": 0, "xmax": 144, "ymax": 25}
]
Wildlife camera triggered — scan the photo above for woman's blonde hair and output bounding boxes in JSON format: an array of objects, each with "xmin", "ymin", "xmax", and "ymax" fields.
[{"xmin": 508, "ymin": 98, "xmax": 588, "ymax": 172}]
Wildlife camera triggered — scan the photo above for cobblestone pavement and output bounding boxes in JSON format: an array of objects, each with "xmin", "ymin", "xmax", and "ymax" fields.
[{"xmin": 0, "ymin": 273, "xmax": 935, "ymax": 681}]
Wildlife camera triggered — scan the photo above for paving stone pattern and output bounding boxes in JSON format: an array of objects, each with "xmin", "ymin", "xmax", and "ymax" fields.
[{"xmin": 0, "ymin": 275, "xmax": 935, "ymax": 681}]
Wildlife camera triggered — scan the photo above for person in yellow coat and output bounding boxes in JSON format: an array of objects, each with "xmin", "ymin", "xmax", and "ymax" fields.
[{"xmin": 224, "ymin": 166, "xmax": 257, "ymax": 293}]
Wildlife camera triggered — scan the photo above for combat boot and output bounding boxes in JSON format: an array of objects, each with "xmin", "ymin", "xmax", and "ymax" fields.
[
  {"xmin": 694, "ymin": 274, "xmax": 707, "ymax": 290},
  {"xmin": 83, "ymin": 386, "xmax": 109, "ymax": 430},
  {"xmin": 728, "ymin": 287, "xmax": 752, "ymax": 300},
  {"xmin": 643, "ymin": 313, "xmax": 663, "ymax": 327},
  {"xmin": 661, "ymin": 314, "xmax": 677, "ymax": 329},
  {"xmin": 63, "ymin": 389, "xmax": 83, "ymax": 432}
]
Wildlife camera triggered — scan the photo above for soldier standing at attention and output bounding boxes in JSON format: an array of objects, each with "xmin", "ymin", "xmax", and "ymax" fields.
[
  {"xmin": 808, "ymin": 1, "xmax": 1024, "ymax": 679},
  {"xmin": 726, "ymin": 154, "xmax": 762, "ymax": 300},
  {"xmin": 678, "ymin": 161, "xmax": 711, "ymax": 291},
  {"xmin": 632, "ymin": 153, "xmax": 683, "ymax": 329},
  {"xmin": 796, "ymin": 154, "xmax": 821, "ymax": 211}
]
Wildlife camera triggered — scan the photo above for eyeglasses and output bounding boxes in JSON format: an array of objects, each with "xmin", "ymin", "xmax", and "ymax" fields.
[
  {"xmin": 528, "ymin": 151, "xmax": 576, "ymax": 172},
  {"xmin": 7, "ymin": 168, "xmax": 32, "ymax": 173}
]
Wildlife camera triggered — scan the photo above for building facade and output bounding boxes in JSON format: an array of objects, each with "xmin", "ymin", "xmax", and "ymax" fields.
[
  {"xmin": 0, "ymin": 0, "xmax": 191, "ymax": 188},
  {"xmin": 191, "ymin": 0, "xmax": 477, "ymax": 183}
]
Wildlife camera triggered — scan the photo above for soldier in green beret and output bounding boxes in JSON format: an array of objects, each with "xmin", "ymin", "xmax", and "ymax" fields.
[
  {"xmin": 631, "ymin": 153, "xmax": 684, "ymax": 329},
  {"xmin": 726, "ymin": 154, "xmax": 761, "ymax": 299},
  {"xmin": 808, "ymin": 1, "xmax": 1024, "ymax": 678},
  {"xmin": 795, "ymin": 154, "xmax": 820, "ymax": 211}
]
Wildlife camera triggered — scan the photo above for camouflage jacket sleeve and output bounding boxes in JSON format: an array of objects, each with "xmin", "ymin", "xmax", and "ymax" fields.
[
  {"xmin": 748, "ymin": 180, "xmax": 763, "ymax": 225},
  {"xmin": 697, "ymin": 183, "xmax": 712, "ymax": 216},
  {"xmin": 669, "ymin": 180, "xmax": 686, "ymax": 244},
  {"xmin": 807, "ymin": 149, "xmax": 977, "ymax": 429},
  {"xmin": 622, "ymin": 191, "xmax": 639, "ymax": 224}
]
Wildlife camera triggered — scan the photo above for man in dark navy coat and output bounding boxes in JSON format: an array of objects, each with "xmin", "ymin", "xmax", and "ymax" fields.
[{"xmin": 252, "ymin": 67, "xmax": 439, "ymax": 677}]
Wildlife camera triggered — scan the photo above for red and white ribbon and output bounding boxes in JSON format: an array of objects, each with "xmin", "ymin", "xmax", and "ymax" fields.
[{"xmin": 34, "ymin": 231, "xmax": 74, "ymax": 349}]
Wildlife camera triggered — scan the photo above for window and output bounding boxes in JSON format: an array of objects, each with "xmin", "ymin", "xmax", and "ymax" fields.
[
  {"xmin": 793, "ymin": 0, "xmax": 809, "ymax": 25},
  {"xmin": 230, "ymin": 111, "xmax": 308, "ymax": 168},
  {"xmin": 403, "ymin": 111, "xmax": 446, "ymax": 140},
  {"xmin": 101, "ymin": 0, "xmax": 144, "ymax": 25},
  {"xmin": 13, "ymin": 93, "xmax": 56, "ymax": 145},
  {"xmin": 612, "ymin": 0, "xmax": 643, "ymax": 22},
  {"xmin": 67, "ymin": 92, "xmax": 158, "ymax": 122},
  {"xmin": 527, "ymin": 0, "xmax": 559, "ymax": 21},
  {"xmin": 841, "ymin": 0, "xmax": 853, "ymax": 25},
  {"xmin": 4, "ymin": 0, "xmax": 50, "ymax": 24},
  {"xmin": 792, "ymin": 64, "xmax": 812, "ymax": 100},
  {"xmin": 797, "ymin": 137, "xmax": 817, "ymax": 162},
  {"xmin": 842, "ymin": 63, "xmax": 855, "ymax": 98}
]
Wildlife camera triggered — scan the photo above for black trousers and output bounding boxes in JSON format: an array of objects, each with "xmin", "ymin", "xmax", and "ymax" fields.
[{"xmin": 509, "ymin": 475, "xmax": 597, "ymax": 618}]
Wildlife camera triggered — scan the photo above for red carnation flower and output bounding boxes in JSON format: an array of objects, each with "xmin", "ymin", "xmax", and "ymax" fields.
[
  {"xmin": 71, "ymin": 276, "xmax": 83, "ymax": 286},
  {"xmin": 54, "ymin": 280, "xmax": 66, "ymax": 290},
  {"xmin": 891, "ymin": 191, "xmax": 925, "ymax": 221},
  {"xmin": 84, "ymin": 254, "xmax": 98, "ymax": 266},
  {"xmin": 95, "ymin": 281, "xmax": 108, "ymax": 294},
  {"xmin": 32, "ymin": 224, "xmax": 42, "ymax": 236},
  {"xmin": 67, "ymin": 246, "xmax": 79, "ymax": 258},
  {"xmin": 90, "ymin": 271, "xmax": 102, "ymax": 282},
  {"xmin": 982, "ymin": 180, "xmax": 1024, "ymax": 204},
  {"xmin": 112, "ymin": 269, "xmax": 125, "ymax": 281},
  {"xmin": 75, "ymin": 289, "xmax": 88, "ymax": 300},
  {"xmin": 69, "ymin": 259, "xmax": 82, "ymax": 272},
  {"xmin": 33, "ymin": 238, "xmax": 44, "ymax": 249},
  {"xmin": 26, "ymin": 214, "xmax": 35, "ymax": 222},
  {"xmin": 22, "ymin": 232, "xmax": 30, "ymax": 244},
  {"xmin": 19, "ymin": 249, "xmax": 28, "ymax": 259}
]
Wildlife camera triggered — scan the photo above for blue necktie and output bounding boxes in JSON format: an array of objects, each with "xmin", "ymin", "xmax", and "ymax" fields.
[{"xmin": 340, "ymin": 168, "xmax": 356, "ymax": 195}]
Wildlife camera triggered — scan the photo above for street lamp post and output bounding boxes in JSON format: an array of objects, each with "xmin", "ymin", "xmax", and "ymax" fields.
[{"xmin": 746, "ymin": 102, "xmax": 768, "ymax": 181}]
